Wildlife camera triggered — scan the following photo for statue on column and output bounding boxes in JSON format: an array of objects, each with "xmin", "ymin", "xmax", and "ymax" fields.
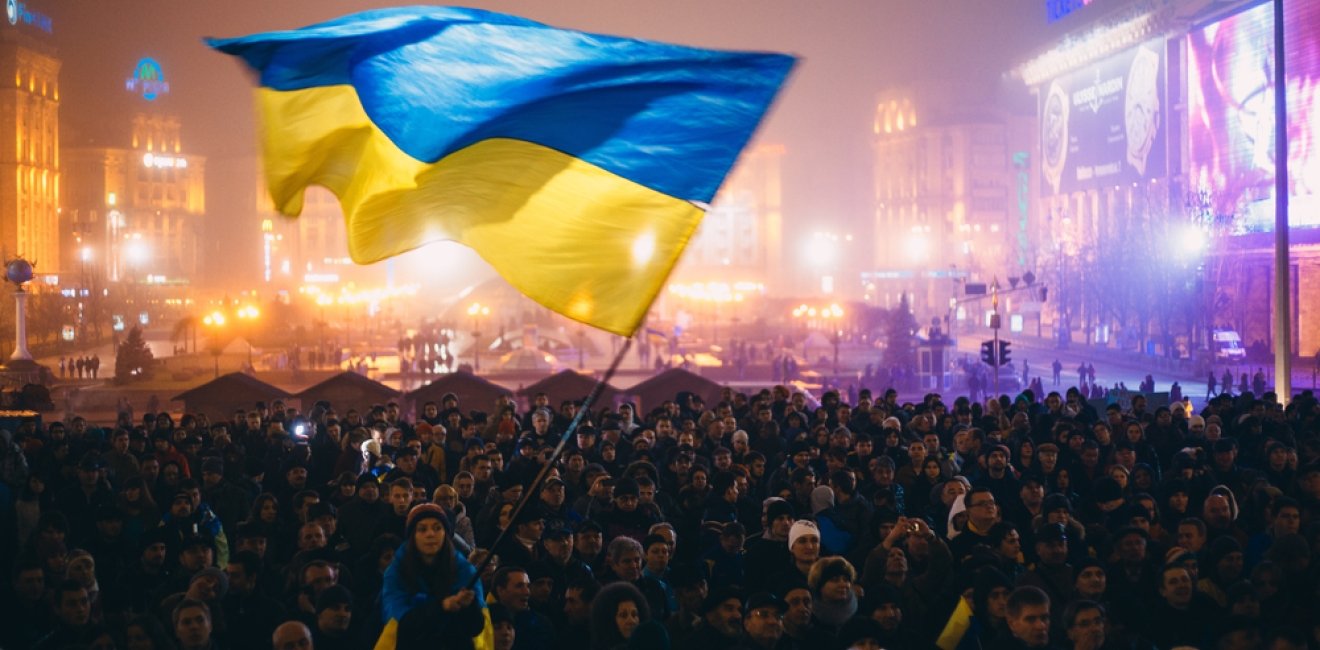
[{"xmin": 2, "ymin": 257, "xmax": 56, "ymax": 405}]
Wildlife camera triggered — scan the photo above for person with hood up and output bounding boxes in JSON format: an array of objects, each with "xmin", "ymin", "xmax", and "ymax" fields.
[
  {"xmin": 590, "ymin": 581, "xmax": 651, "ymax": 650},
  {"xmin": 807, "ymin": 484, "xmax": 849, "ymax": 550}
]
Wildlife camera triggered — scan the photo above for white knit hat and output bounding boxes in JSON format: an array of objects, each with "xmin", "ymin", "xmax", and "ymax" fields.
[{"xmin": 788, "ymin": 519, "xmax": 819, "ymax": 549}]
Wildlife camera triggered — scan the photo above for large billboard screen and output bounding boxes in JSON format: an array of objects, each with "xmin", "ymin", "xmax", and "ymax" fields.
[
  {"xmin": 1188, "ymin": 0, "xmax": 1320, "ymax": 232},
  {"xmin": 1040, "ymin": 39, "xmax": 1167, "ymax": 196}
]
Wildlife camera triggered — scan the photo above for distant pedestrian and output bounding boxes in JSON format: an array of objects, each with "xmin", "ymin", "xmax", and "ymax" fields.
[
  {"xmin": 1207, "ymin": 371, "xmax": 1217, "ymax": 398},
  {"xmin": 1052, "ymin": 359, "xmax": 1062, "ymax": 386}
]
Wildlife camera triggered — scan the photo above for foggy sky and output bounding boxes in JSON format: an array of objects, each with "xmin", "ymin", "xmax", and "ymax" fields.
[{"xmin": 44, "ymin": 0, "xmax": 1073, "ymax": 286}]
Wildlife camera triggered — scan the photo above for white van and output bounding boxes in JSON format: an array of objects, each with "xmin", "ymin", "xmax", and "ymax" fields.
[{"xmin": 1211, "ymin": 329, "xmax": 1247, "ymax": 361}]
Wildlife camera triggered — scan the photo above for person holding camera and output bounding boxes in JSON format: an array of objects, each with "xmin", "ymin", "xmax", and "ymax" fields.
[{"xmin": 859, "ymin": 515, "xmax": 951, "ymax": 633}]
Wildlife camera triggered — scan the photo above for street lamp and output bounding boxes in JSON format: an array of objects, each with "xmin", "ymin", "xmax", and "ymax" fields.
[
  {"xmin": 467, "ymin": 302, "xmax": 490, "ymax": 372},
  {"xmin": 202, "ymin": 310, "xmax": 226, "ymax": 378},
  {"xmin": 79, "ymin": 246, "xmax": 93, "ymax": 343},
  {"xmin": 236, "ymin": 305, "xmax": 260, "ymax": 367},
  {"xmin": 577, "ymin": 326, "xmax": 586, "ymax": 370}
]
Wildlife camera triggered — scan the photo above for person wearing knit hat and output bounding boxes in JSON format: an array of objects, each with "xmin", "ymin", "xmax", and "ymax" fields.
[
  {"xmin": 314, "ymin": 584, "xmax": 354, "ymax": 641},
  {"xmin": 788, "ymin": 520, "xmax": 818, "ymax": 551},
  {"xmin": 380, "ymin": 502, "xmax": 485, "ymax": 649},
  {"xmin": 694, "ymin": 586, "xmax": 744, "ymax": 646},
  {"xmin": 743, "ymin": 498, "xmax": 795, "ymax": 591},
  {"xmin": 1073, "ymin": 557, "xmax": 1107, "ymax": 602},
  {"xmin": 764, "ymin": 498, "xmax": 795, "ymax": 527},
  {"xmin": 1093, "ymin": 477, "xmax": 1125, "ymax": 512},
  {"xmin": 188, "ymin": 566, "xmax": 229, "ymax": 601},
  {"xmin": 1199, "ymin": 536, "xmax": 1244, "ymax": 607},
  {"xmin": 771, "ymin": 519, "xmax": 821, "ymax": 591},
  {"xmin": 404, "ymin": 502, "xmax": 450, "ymax": 540}
]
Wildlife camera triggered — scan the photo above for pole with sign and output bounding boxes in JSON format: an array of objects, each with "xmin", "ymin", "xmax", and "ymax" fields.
[{"xmin": 991, "ymin": 278, "xmax": 1001, "ymax": 399}]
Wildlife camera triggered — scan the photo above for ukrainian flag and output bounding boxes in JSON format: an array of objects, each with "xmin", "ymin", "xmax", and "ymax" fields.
[{"xmin": 209, "ymin": 7, "xmax": 794, "ymax": 336}]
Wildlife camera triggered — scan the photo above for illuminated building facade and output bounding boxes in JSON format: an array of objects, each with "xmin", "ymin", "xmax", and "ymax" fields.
[
  {"xmin": 63, "ymin": 112, "xmax": 205, "ymax": 284},
  {"xmin": 253, "ymin": 178, "xmax": 381, "ymax": 291},
  {"xmin": 0, "ymin": 15, "xmax": 60, "ymax": 272},
  {"xmin": 663, "ymin": 143, "xmax": 784, "ymax": 322},
  {"xmin": 63, "ymin": 56, "xmax": 204, "ymax": 286},
  {"xmin": 678, "ymin": 143, "xmax": 784, "ymax": 277},
  {"xmin": 869, "ymin": 82, "xmax": 1036, "ymax": 325},
  {"xmin": 1019, "ymin": 0, "xmax": 1320, "ymax": 356}
]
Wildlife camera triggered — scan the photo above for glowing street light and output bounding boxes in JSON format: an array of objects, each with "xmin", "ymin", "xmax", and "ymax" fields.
[
  {"xmin": 905, "ymin": 230, "xmax": 930, "ymax": 265},
  {"xmin": 1175, "ymin": 224, "xmax": 1207, "ymax": 260}
]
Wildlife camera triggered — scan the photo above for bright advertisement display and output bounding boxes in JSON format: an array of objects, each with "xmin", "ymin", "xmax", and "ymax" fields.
[
  {"xmin": 1188, "ymin": 0, "xmax": 1320, "ymax": 232},
  {"xmin": 1040, "ymin": 39, "xmax": 1167, "ymax": 196}
]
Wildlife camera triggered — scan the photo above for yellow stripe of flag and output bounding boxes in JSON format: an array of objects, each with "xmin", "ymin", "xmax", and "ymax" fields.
[{"xmin": 259, "ymin": 85, "xmax": 704, "ymax": 336}]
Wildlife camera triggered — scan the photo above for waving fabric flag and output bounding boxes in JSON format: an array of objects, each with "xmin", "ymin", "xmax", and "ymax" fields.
[{"xmin": 209, "ymin": 7, "xmax": 794, "ymax": 336}]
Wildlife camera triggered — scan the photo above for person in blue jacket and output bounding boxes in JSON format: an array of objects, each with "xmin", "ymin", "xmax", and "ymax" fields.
[{"xmin": 380, "ymin": 502, "xmax": 486, "ymax": 649}]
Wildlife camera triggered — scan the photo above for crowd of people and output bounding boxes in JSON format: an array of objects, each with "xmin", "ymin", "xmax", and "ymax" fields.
[{"xmin": 1, "ymin": 379, "xmax": 1319, "ymax": 650}]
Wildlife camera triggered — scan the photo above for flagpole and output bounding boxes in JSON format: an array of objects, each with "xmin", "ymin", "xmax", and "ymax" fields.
[
  {"xmin": 1273, "ymin": 0, "xmax": 1292, "ymax": 404},
  {"xmin": 466, "ymin": 337, "xmax": 634, "ymax": 589}
]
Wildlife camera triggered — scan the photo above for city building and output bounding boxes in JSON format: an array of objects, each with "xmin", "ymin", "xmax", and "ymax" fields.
[
  {"xmin": 0, "ymin": 8, "xmax": 59, "ymax": 272},
  {"xmin": 251, "ymin": 173, "xmax": 388, "ymax": 292},
  {"xmin": 663, "ymin": 143, "xmax": 785, "ymax": 336},
  {"xmin": 678, "ymin": 143, "xmax": 785, "ymax": 281},
  {"xmin": 62, "ymin": 56, "xmax": 205, "ymax": 287},
  {"xmin": 1017, "ymin": 0, "xmax": 1320, "ymax": 358},
  {"xmin": 868, "ymin": 81, "xmax": 1036, "ymax": 331}
]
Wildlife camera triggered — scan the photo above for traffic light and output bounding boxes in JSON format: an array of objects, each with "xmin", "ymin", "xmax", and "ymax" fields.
[
  {"xmin": 998, "ymin": 340, "xmax": 1012, "ymax": 366},
  {"xmin": 981, "ymin": 340, "xmax": 995, "ymax": 366}
]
